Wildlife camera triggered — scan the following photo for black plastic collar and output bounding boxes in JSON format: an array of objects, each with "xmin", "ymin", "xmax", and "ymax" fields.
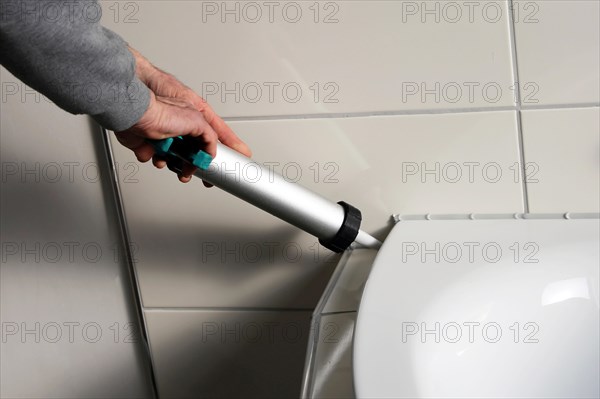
[{"xmin": 319, "ymin": 201, "xmax": 362, "ymax": 253}]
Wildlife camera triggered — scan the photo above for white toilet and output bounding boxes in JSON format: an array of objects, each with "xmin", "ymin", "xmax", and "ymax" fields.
[{"xmin": 302, "ymin": 214, "xmax": 600, "ymax": 399}]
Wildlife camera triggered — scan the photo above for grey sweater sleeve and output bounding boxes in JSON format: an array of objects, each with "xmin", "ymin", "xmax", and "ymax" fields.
[{"xmin": 0, "ymin": 0, "xmax": 150, "ymax": 131}]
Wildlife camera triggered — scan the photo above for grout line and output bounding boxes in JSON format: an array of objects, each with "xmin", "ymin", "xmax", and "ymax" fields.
[
  {"xmin": 321, "ymin": 310, "xmax": 358, "ymax": 316},
  {"xmin": 522, "ymin": 102, "xmax": 600, "ymax": 110},
  {"xmin": 508, "ymin": 0, "xmax": 530, "ymax": 213},
  {"xmin": 222, "ymin": 102, "xmax": 599, "ymax": 123},
  {"xmin": 507, "ymin": 0, "xmax": 521, "ymax": 109},
  {"xmin": 222, "ymin": 106, "xmax": 517, "ymax": 122},
  {"xmin": 515, "ymin": 112, "xmax": 530, "ymax": 212},
  {"xmin": 99, "ymin": 127, "xmax": 160, "ymax": 399},
  {"xmin": 144, "ymin": 307, "xmax": 314, "ymax": 312}
]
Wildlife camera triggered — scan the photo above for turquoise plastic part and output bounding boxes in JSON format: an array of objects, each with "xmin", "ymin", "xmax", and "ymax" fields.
[
  {"xmin": 148, "ymin": 136, "xmax": 213, "ymax": 171},
  {"xmin": 153, "ymin": 137, "xmax": 174, "ymax": 154},
  {"xmin": 190, "ymin": 151, "xmax": 213, "ymax": 170}
]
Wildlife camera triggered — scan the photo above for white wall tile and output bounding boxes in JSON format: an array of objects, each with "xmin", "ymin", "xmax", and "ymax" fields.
[
  {"xmin": 522, "ymin": 107, "xmax": 600, "ymax": 213},
  {"xmin": 224, "ymin": 111, "xmax": 525, "ymax": 219},
  {"xmin": 0, "ymin": 68, "xmax": 153, "ymax": 398},
  {"xmin": 102, "ymin": 0, "xmax": 515, "ymax": 116},
  {"xmin": 144, "ymin": 309, "xmax": 310, "ymax": 398},
  {"xmin": 514, "ymin": 0, "xmax": 600, "ymax": 106},
  {"xmin": 111, "ymin": 110, "xmax": 523, "ymax": 308}
]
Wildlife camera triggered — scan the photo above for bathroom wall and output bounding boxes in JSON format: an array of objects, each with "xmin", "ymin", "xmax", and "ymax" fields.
[
  {"xmin": 100, "ymin": 0, "xmax": 599, "ymax": 397},
  {"xmin": 0, "ymin": 68, "xmax": 155, "ymax": 397},
  {"xmin": 1, "ymin": 0, "xmax": 597, "ymax": 398}
]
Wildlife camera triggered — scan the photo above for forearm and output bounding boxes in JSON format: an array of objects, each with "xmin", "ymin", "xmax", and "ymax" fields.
[{"xmin": 0, "ymin": 0, "xmax": 150, "ymax": 131}]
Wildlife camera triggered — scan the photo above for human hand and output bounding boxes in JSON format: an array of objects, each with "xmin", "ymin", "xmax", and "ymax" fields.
[
  {"xmin": 127, "ymin": 47, "xmax": 251, "ymax": 179},
  {"xmin": 116, "ymin": 47, "xmax": 252, "ymax": 183},
  {"xmin": 114, "ymin": 92, "xmax": 218, "ymax": 183}
]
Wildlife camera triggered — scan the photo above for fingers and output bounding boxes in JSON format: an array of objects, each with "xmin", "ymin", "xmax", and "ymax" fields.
[
  {"xmin": 192, "ymin": 97, "xmax": 253, "ymax": 158},
  {"xmin": 115, "ymin": 132, "xmax": 155, "ymax": 162},
  {"xmin": 150, "ymin": 154, "xmax": 197, "ymax": 184},
  {"xmin": 178, "ymin": 163, "xmax": 196, "ymax": 183},
  {"xmin": 152, "ymin": 155, "xmax": 167, "ymax": 169},
  {"xmin": 128, "ymin": 54, "xmax": 251, "ymax": 159},
  {"xmin": 134, "ymin": 143, "xmax": 155, "ymax": 162},
  {"xmin": 179, "ymin": 175, "xmax": 193, "ymax": 183},
  {"xmin": 146, "ymin": 101, "xmax": 219, "ymax": 159}
]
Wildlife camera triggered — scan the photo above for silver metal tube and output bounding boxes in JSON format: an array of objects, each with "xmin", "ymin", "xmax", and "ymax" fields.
[{"xmin": 192, "ymin": 143, "xmax": 382, "ymax": 249}]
